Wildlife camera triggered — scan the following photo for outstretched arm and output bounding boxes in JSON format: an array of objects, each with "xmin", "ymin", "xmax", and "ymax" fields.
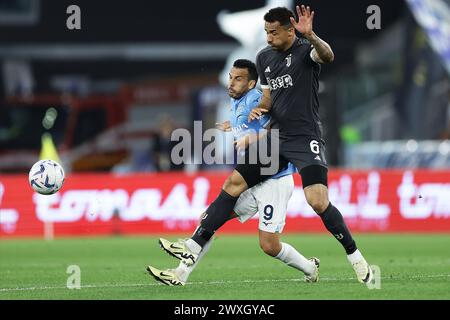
[{"xmin": 290, "ymin": 5, "xmax": 334, "ymax": 64}]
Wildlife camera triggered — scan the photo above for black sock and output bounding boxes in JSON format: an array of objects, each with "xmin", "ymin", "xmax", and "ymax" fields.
[
  {"xmin": 192, "ymin": 190, "xmax": 238, "ymax": 247},
  {"xmin": 319, "ymin": 203, "xmax": 357, "ymax": 255}
]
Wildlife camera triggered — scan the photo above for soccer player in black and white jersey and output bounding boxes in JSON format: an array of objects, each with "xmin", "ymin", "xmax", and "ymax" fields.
[
  {"xmin": 156, "ymin": 5, "xmax": 372, "ymax": 285},
  {"xmin": 148, "ymin": 60, "xmax": 320, "ymax": 286},
  {"xmin": 248, "ymin": 5, "xmax": 373, "ymax": 283}
]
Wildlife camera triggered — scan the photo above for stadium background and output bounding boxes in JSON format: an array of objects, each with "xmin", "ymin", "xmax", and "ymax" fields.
[{"xmin": 0, "ymin": 0, "xmax": 449, "ymax": 300}]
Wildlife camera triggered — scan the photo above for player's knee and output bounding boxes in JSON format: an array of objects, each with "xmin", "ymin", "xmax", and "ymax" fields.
[
  {"xmin": 304, "ymin": 186, "xmax": 329, "ymax": 214},
  {"xmin": 306, "ymin": 196, "xmax": 329, "ymax": 214},
  {"xmin": 222, "ymin": 171, "xmax": 247, "ymax": 196},
  {"xmin": 259, "ymin": 238, "xmax": 281, "ymax": 257}
]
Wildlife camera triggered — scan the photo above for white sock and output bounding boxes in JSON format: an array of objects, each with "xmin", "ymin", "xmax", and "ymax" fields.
[
  {"xmin": 275, "ymin": 242, "xmax": 315, "ymax": 275},
  {"xmin": 176, "ymin": 237, "xmax": 213, "ymax": 282},
  {"xmin": 347, "ymin": 249, "xmax": 364, "ymax": 265},
  {"xmin": 185, "ymin": 238, "xmax": 202, "ymax": 255}
]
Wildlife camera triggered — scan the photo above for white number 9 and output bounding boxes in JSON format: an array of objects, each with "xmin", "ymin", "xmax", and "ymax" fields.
[{"xmin": 310, "ymin": 140, "xmax": 320, "ymax": 154}]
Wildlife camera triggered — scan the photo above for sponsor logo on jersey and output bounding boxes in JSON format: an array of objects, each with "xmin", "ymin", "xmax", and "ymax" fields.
[
  {"xmin": 267, "ymin": 74, "xmax": 293, "ymax": 90},
  {"xmin": 265, "ymin": 66, "xmax": 271, "ymax": 73}
]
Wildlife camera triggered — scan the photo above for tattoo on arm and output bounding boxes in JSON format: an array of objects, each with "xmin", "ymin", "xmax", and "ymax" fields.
[{"xmin": 307, "ymin": 32, "xmax": 334, "ymax": 64}]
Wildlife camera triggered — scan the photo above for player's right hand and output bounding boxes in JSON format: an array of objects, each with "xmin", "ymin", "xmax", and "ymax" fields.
[{"xmin": 248, "ymin": 107, "xmax": 268, "ymax": 122}]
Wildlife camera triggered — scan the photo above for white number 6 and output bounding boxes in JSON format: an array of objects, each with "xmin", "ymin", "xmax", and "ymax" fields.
[{"xmin": 310, "ymin": 140, "xmax": 320, "ymax": 154}]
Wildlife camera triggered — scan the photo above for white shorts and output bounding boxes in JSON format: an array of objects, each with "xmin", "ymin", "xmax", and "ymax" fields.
[{"xmin": 233, "ymin": 174, "xmax": 294, "ymax": 233}]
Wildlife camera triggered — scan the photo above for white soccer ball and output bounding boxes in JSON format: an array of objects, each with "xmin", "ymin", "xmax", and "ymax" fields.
[{"xmin": 28, "ymin": 159, "xmax": 65, "ymax": 195}]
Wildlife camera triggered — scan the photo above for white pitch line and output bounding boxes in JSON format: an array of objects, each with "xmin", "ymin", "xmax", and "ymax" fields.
[
  {"xmin": 0, "ymin": 283, "xmax": 159, "ymax": 292},
  {"xmin": 0, "ymin": 274, "xmax": 449, "ymax": 292}
]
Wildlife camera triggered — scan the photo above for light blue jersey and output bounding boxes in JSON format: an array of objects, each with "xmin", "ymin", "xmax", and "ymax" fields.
[{"xmin": 229, "ymin": 88, "xmax": 296, "ymax": 179}]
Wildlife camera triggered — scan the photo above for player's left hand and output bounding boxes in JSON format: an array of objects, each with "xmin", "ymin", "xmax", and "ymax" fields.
[
  {"xmin": 215, "ymin": 121, "xmax": 231, "ymax": 132},
  {"xmin": 248, "ymin": 107, "xmax": 268, "ymax": 122},
  {"xmin": 290, "ymin": 5, "xmax": 314, "ymax": 38},
  {"xmin": 234, "ymin": 134, "xmax": 258, "ymax": 153}
]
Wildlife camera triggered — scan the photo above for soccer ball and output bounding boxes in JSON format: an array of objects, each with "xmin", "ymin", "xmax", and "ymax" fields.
[{"xmin": 28, "ymin": 159, "xmax": 65, "ymax": 195}]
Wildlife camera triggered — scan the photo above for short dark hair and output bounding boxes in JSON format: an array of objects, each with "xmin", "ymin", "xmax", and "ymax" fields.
[
  {"xmin": 232, "ymin": 59, "xmax": 258, "ymax": 82},
  {"xmin": 264, "ymin": 7, "xmax": 294, "ymax": 28}
]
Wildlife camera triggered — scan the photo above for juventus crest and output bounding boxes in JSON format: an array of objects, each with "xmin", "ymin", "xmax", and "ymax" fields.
[{"xmin": 285, "ymin": 54, "xmax": 292, "ymax": 67}]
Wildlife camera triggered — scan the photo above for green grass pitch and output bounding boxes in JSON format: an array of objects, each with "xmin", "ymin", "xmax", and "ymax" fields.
[{"xmin": 0, "ymin": 234, "xmax": 449, "ymax": 299}]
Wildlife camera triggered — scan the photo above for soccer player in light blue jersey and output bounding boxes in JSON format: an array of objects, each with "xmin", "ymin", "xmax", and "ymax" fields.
[{"xmin": 147, "ymin": 59, "xmax": 319, "ymax": 286}]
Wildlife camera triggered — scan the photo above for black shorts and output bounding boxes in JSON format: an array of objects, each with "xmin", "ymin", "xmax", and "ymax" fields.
[
  {"xmin": 279, "ymin": 135, "xmax": 328, "ymax": 171},
  {"xmin": 235, "ymin": 133, "xmax": 327, "ymax": 188},
  {"xmin": 235, "ymin": 134, "xmax": 290, "ymax": 188},
  {"xmin": 279, "ymin": 135, "xmax": 328, "ymax": 187}
]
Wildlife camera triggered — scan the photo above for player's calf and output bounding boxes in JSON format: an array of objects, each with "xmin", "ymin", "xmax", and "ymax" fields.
[
  {"xmin": 222, "ymin": 170, "xmax": 248, "ymax": 197},
  {"xmin": 259, "ymin": 232, "xmax": 282, "ymax": 257},
  {"xmin": 191, "ymin": 189, "xmax": 239, "ymax": 247},
  {"xmin": 303, "ymin": 184, "xmax": 329, "ymax": 214},
  {"xmin": 259, "ymin": 229, "xmax": 319, "ymax": 282},
  {"xmin": 274, "ymin": 241, "xmax": 319, "ymax": 282}
]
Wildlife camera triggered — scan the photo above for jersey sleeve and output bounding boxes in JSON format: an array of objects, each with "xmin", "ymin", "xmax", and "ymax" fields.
[
  {"xmin": 235, "ymin": 92, "xmax": 268, "ymax": 137},
  {"xmin": 256, "ymin": 52, "xmax": 270, "ymax": 90},
  {"xmin": 301, "ymin": 38, "xmax": 320, "ymax": 66}
]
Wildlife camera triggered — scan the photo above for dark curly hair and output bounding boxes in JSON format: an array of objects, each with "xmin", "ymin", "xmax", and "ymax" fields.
[{"xmin": 264, "ymin": 7, "xmax": 295, "ymax": 28}]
